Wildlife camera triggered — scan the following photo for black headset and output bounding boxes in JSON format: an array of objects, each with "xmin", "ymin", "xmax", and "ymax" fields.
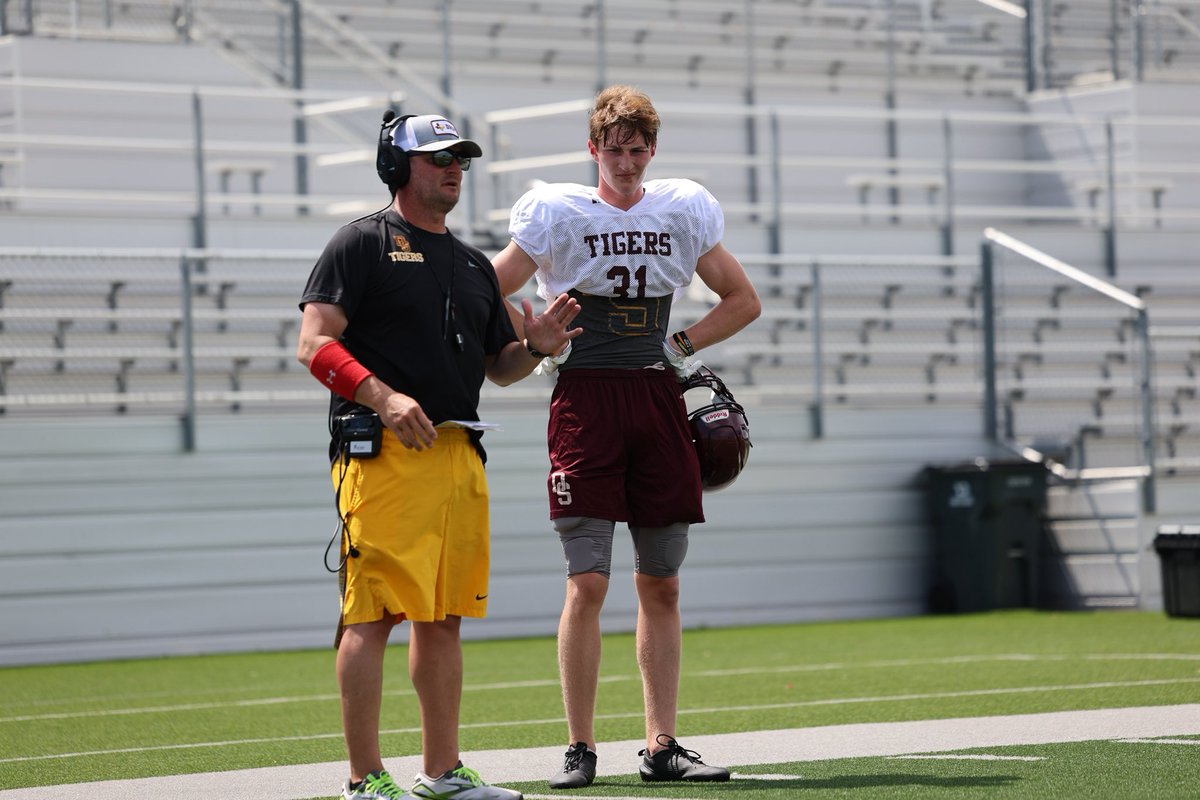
[{"xmin": 376, "ymin": 110, "xmax": 415, "ymax": 190}]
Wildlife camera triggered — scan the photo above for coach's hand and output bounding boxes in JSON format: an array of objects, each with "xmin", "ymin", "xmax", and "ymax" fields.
[
  {"xmin": 380, "ymin": 392, "xmax": 437, "ymax": 451},
  {"xmin": 522, "ymin": 293, "xmax": 582, "ymax": 358}
]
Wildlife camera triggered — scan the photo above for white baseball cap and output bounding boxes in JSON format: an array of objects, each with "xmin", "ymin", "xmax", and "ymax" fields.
[{"xmin": 391, "ymin": 114, "xmax": 482, "ymax": 157}]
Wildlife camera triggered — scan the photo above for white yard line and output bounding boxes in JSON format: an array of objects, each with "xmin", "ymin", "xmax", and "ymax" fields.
[
  {"xmin": 5, "ymin": 677, "xmax": 1199, "ymax": 765},
  {"xmin": 0, "ymin": 704, "xmax": 1196, "ymax": 800},
  {"xmin": 8, "ymin": 653, "xmax": 1199, "ymax": 724}
]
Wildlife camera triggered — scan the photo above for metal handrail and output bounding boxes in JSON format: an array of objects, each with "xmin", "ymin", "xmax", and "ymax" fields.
[
  {"xmin": 980, "ymin": 227, "xmax": 1157, "ymax": 513},
  {"xmin": 4, "ymin": 75, "xmax": 1200, "ymax": 242}
]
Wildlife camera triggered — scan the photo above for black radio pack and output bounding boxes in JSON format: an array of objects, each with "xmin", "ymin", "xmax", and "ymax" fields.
[{"xmin": 336, "ymin": 412, "xmax": 382, "ymax": 459}]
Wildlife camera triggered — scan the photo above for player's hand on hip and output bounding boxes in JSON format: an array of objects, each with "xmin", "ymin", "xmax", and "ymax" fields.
[{"xmin": 662, "ymin": 338, "xmax": 703, "ymax": 379}]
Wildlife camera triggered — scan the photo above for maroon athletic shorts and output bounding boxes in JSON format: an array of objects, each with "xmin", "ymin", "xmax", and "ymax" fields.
[{"xmin": 546, "ymin": 367, "xmax": 704, "ymax": 527}]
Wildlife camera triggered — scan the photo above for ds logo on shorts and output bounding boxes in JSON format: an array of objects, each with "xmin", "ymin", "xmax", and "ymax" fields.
[{"xmin": 551, "ymin": 471, "xmax": 573, "ymax": 506}]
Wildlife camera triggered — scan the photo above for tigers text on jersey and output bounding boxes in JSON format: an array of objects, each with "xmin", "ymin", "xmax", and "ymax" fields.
[
  {"xmin": 509, "ymin": 178, "xmax": 724, "ymax": 368},
  {"xmin": 508, "ymin": 178, "xmax": 725, "ymax": 301}
]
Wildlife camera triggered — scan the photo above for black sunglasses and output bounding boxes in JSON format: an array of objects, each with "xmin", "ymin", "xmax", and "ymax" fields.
[{"xmin": 425, "ymin": 151, "xmax": 472, "ymax": 170}]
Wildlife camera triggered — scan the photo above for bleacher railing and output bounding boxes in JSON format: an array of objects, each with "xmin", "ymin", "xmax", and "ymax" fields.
[
  {"xmin": 0, "ymin": 245, "xmax": 567, "ymax": 448},
  {"xmin": 8, "ymin": 0, "xmax": 1200, "ymax": 93},
  {"xmin": 980, "ymin": 227, "xmax": 1156, "ymax": 512},
  {"xmin": 484, "ymin": 100, "xmax": 1200, "ymax": 269},
  {"xmin": 0, "ymin": 246, "xmax": 325, "ymax": 449},
  {"xmin": 709, "ymin": 252, "xmax": 982, "ymax": 437},
  {"xmin": 0, "ymin": 241, "xmax": 1186, "ymax": 497},
  {"xmin": 4, "ymin": 74, "xmax": 1200, "ymax": 263},
  {"xmin": 0, "ymin": 76, "xmax": 412, "ymax": 239}
]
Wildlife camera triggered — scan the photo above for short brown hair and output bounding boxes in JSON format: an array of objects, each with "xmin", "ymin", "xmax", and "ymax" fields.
[{"xmin": 589, "ymin": 85, "xmax": 660, "ymax": 149}]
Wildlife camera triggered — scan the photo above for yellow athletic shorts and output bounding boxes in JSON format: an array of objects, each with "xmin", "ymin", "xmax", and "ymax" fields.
[{"xmin": 332, "ymin": 427, "xmax": 491, "ymax": 628}]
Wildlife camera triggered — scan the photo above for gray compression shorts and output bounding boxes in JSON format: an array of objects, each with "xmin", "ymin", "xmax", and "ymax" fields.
[{"xmin": 554, "ymin": 516, "xmax": 690, "ymax": 578}]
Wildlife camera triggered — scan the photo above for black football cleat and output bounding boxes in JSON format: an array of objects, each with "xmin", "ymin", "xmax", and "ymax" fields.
[
  {"xmin": 638, "ymin": 734, "xmax": 730, "ymax": 782},
  {"xmin": 548, "ymin": 741, "xmax": 597, "ymax": 789}
]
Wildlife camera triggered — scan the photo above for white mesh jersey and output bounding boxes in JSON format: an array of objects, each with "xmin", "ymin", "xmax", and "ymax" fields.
[{"xmin": 508, "ymin": 178, "xmax": 724, "ymax": 301}]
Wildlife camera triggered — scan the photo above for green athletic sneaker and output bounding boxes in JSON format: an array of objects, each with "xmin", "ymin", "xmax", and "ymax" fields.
[
  {"xmin": 411, "ymin": 761, "xmax": 523, "ymax": 799},
  {"xmin": 344, "ymin": 769, "xmax": 412, "ymax": 799}
]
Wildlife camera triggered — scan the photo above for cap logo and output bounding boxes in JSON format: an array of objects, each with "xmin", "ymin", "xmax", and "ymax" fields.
[{"xmin": 431, "ymin": 119, "xmax": 457, "ymax": 137}]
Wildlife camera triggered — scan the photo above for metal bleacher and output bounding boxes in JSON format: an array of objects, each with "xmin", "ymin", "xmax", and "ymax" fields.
[
  {"xmin": 5, "ymin": 0, "xmax": 1200, "ymax": 664},
  {"xmin": 0, "ymin": 248, "xmax": 315, "ymax": 414},
  {"xmin": 175, "ymin": 0, "xmax": 1026, "ymax": 98},
  {"xmin": 3, "ymin": 0, "xmax": 1200, "ymax": 461}
]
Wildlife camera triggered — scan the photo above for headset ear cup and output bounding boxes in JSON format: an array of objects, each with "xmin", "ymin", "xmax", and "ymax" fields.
[
  {"xmin": 376, "ymin": 144, "xmax": 410, "ymax": 189},
  {"xmin": 377, "ymin": 113, "xmax": 414, "ymax": 190}
]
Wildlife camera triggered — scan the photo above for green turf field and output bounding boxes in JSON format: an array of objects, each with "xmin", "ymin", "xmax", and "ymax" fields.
[{"xmin": 1, "ymin": 610, "xmax": 1198, "ymax": 798}]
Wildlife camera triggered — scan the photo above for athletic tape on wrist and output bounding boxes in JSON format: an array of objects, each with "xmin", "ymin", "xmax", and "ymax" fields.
[{"xmin": 309, "ymin": 340, "xmax": 373, "ymax": 401}]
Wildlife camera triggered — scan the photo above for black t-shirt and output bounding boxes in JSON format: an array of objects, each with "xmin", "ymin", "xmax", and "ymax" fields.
[{"xmin": 300, "ymin": 207, "xmax": 517, "ymax": 459}]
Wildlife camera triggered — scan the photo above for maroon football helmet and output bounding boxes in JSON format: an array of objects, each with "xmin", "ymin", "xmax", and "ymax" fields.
[{"xmin": 681, "ymin": 367, "xmax": 752, "ymax": 492}]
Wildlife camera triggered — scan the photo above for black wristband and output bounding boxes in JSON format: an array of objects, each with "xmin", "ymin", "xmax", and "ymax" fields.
[
  {"xmin": 524, "ymin": 339, "xmax": 553, "ymax": 359},
  {"xmin": 671, "ymin": 330, "xmax": 695, "ymax": 357}
]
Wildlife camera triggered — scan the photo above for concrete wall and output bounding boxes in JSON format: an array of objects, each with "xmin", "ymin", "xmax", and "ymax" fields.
[{"xmin": 0, "ymin": 403, "xmax": 997, "ymax": 666}]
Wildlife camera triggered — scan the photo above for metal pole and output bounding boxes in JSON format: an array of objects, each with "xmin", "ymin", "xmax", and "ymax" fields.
[
  {"xmin": 592, "ymin": 0, "xmax": 605, "ymax": 186},
  {"xmin": 940, "ymin": 114, "xmax": 955, "ymax": 256},
  {"xmin": 440, "ymin": 0, "xmax": 453, "ymax": 111},
  {"xmin": 809, "ymin": 261, "xmax": 824, "ymax": 439},
  {"xmin": 1024, "ymin": 0, "xmax": 1037, "ymax": 92},
  {"xmin": 191, "ymin": 89, "xmax": 207, "ymax": 250},
  {"xmin": 1132, "ymin": 3, "xmax": 1145, "ymax": 82},
  {"xmin": 1104, "ymin": 117, "xmax": 1117, "ymax": 277},
  {"xmin": 440, "ymin": 1, "xmax": 475, "ymax": 240},
  {"xmin": 291, "ymin": 0, "xmax": 309, "ymax": 215},
  {"xmin": 277, "ymin": 13, "xmax": 287, "ymax": 77},
  {"xmin": 1137, "ymin": 308, "xmax": 1156, "ymax": 513},
  {"xmin": 885, "ymin": 0, "xmax": 899, "ymax": 217},
  {"xmin": 179, "ymin": 256, "xmax": 197, "ymax": 453},
  {"xmin": 179, "ymin": 0, "xmax": 194, "ymax": 41},
  {"xmin": 595, "ymin": 0, "xmax": 606, "ymax": 93},
  {"xmin": 768, "ymin": 110, "xmax": 782, "ymax": 255},
  {"xmin": 489, "ymin": 121, "xmax": 502, "ymax": 240},
  {"xmin": 1151, "ymin": 0, "xmax": 1164, "ymax": 71},
  {"xmin": 744, "ymin": 0, "xmax": 759, "ymax": 217},
  {"xmin": 981, "ymin": 239, "xmax": 998, "ymax": 441},
  {"xmin": 1040, "ymin": 0, "xmax": 1052, "ymax": 86},
  {"xmin": 1109, "ymin": 0, "xmax": 1121, "ymax": 80}
]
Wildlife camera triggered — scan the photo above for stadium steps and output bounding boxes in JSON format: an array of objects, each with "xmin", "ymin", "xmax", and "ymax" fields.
[{"xmin": 1042, "ymin": 478, "xmax": 1142, "ymax": 610}]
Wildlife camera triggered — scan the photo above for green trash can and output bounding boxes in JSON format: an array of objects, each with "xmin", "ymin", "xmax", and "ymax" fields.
[
  {"xmin": 925, "ymin": 459, "xmax": 1048, "ymax": 613},
  {"xmin": 1153, "ymin": 525, "xmax": 1200, "ymax": 618}
]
